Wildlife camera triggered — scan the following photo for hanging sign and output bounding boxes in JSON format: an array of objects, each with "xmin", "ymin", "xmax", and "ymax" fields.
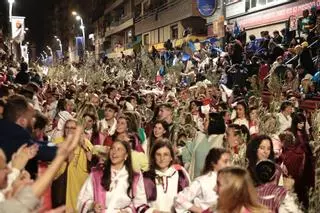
[{"xmin": 197, "ymin": 0, "xmax": 217, "ymax": 17}]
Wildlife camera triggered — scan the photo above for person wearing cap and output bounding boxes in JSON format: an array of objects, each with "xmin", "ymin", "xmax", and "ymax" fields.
[{"xmin": 256, "ymin": 160, "xmax": 302, "ymax": 213}]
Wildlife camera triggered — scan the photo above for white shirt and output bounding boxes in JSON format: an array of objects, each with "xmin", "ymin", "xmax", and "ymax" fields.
[
  {"xmin": 46, "ymin": 100, "xmax": 58, "ymax": 121},
  {"xmin": 192, "ymin": 114, "xmax": 204, "ymax": 132},
  {"xmin": 279, "ymin": 193, "xmax": 303, "ymax": 213},
  {"xmin": 77, "ymin": 167, "xmax": 147, "ymax": 213},
  {"xmin": 146, "ymin": 166, "xmax": 190, "ymax": 213},
  {"xmin": 277, "ymin": 112, "xmax": 292, "ymax": 134},
  {"xmin": 233, "ymin": 118, "xmax": 249, "ymax": 129},
  {"xmin": 98, "ymin": 118, "xmax": 117, "ymax": 136},
  {"xmin": 175, "ymin": 171, "xmax": 218, "ymax": 212}
]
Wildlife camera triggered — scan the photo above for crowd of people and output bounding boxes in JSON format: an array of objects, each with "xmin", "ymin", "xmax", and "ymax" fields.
[{"xmin": 0, "ymin": 6, "xmax": 319, "ymax": 213}]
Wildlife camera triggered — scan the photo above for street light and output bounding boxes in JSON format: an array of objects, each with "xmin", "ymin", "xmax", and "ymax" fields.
[
  {"xmin": 72, "ymin": 11, "xmax": 85, "ymax": 51},
  {"xmin": 8, "ymin": 0, "xmax": 14, "ymax": 22}
]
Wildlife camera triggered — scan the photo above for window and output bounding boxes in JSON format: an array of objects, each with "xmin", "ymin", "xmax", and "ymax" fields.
[
  {"xmin": 258, "ymin": 0, "xmax": 266, "ymax": 6},
  {"xmin": 143, "ymin": 33, "xmax": 150, "ymax": 45},
  {"xmin": 225, "ymin": 0, "xmax": 241, "ymax": 4},
  {"xmin": 249, "ymin": 0, "xmax": 288, "ymax": 9},
  {"xmin": 251, "ymin": 0, "xmax": 257, "ymax": 8},
  {"xmin": 171, "ymin": 24, "xmax": 179, "ymax": 40}
]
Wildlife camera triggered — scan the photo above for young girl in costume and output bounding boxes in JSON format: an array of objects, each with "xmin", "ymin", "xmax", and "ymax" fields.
[
  {"xmin": 77, "ymin": 140, "xmax": 148, "ymax": 213},
  {"xmin": 175, "ymin": 148, "xmax": 231, "ymax": 213},
  {"xmin": 142, "ymin": 140, "xmax": 190, "ymax": 213}
]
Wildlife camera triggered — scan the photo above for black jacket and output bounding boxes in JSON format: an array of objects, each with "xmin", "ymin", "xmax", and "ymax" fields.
[
  {"xmin": 0, "ymin": 119, "xmax": 57, "ymax": 179},
  {"xmin": 15, "ymin": 71, "xmax": 30, "ymax": 85}
]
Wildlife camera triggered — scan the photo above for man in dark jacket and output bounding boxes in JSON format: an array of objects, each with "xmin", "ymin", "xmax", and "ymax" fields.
[
  {"xmin": 0, "ymin": 95, "xmax": 56, "ymax": 179},
  {"xmin": 14, "ymin": 62, "xmax": 30, "ymax": 85}
]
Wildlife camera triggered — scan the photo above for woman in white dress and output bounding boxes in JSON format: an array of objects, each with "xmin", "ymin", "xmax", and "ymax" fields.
[
  {"xmin": 175, "ymin": 148, "xmax": 231, "ymax": 213},
  {"xmin": 77, "ymin": 140, "xmax": 148, "ymax": 213},
  {"xmin": 142, "ymin": 140, "xmax": 190, "ymax": 213}
]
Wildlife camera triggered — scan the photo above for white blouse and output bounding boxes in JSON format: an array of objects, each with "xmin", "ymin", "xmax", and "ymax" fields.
[
  {"xmin": 98, "ymin": 118, "xmax": 117, "ymax": 136},
  {"xmin": 277, "ymin": 113, "xmax": 292, "ymax": 134},
  {"xmin": 77, "ymin": 167, "xmax": 147, "ymax": 213},
  {"xmin": 175, "ymin": 171, "xmax": 218, "ymax": 212},
  {"xmin": 146, "ymin": 166, "xmax": 190, "ymax": 213},
  {"xmin": 192, "ymin": 114, "xmax": 205, "ymax": 132},
  {"xmin": 233, "ymin": 118, "xmax": 249, "ymax": 129}
]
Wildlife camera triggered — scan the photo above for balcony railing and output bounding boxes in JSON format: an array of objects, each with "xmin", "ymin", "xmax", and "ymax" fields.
[
  {"xmin": 105, "ymin": 17, "xmax": 134, "ymax": 37},
  {"xmin": 135, "ymin": 0, "xmax": 183, "ymax": 23}
]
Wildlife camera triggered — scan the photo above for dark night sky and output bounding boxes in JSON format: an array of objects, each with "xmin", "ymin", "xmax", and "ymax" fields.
[{"xmin": 0, "ymin": 0, "xmax": 55, "ymax": 54}]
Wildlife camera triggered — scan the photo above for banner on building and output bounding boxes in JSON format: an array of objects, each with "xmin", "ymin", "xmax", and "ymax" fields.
[
  {"xmin": 11, "ymin": 16, "xmax": 25, "ymax": 43},
  {"xmin": 197, "ymin": 0, "xmax": 217, "ymax": 17},
  {"xmin": 75, "ymin": 36, "xmax": 84, "ymax": 57}
]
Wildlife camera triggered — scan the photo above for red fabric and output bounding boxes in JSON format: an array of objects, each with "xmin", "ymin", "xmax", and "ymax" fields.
[
  {"xmin": 257, "ymin": 183, "xmax": 287, "ymax": 212},
  {"xmin": 38, "ymin": 162, "xmax": 52, "ymax": 212},
  {"xmin": 282, "ymin": 146, "xmax": 305, "ymax": 180},
  {"xmin": 156, "ymin": 75, "xmax": 163, "ymax": 82},
  {"xmin": 103, "ymin": 134, "xmax": 144, "ymax": 153},
  {"xmin": 202, "ymin": 98, "xmax": 211, "ymax": 106},
  {"xmin": 282, "ymin": 142, "xmax": 314, "ymax": 208},
  {"xmin": 258, "ymin": 64, "xmax": 269, "ymax": 82},
  {"xmin": 103, "ymin": 136, "xmax": 113, "ymax": 147}
]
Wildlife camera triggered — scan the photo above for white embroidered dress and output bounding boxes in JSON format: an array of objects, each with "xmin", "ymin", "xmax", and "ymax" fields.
[
  {"xmin": 145, "ymin": 166, "xmax": 190, "ymax": 213},
  {"xmin": 77, "ymin": 166, "xmax": 147, "ymax": 213}
]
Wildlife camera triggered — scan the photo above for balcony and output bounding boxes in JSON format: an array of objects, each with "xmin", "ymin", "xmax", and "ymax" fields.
[
  {"xmin": 135, "ymin": 0, "xmax": 200, "ymax": 35},
  {"xmin": 105, "ymin": 17, "xmax": 134, "ymax": 37},
  {"xmin": 104, "ymin": 0, "xmax": 125, "ymax": 15}
]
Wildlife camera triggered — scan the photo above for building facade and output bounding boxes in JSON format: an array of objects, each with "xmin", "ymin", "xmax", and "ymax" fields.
[
  {"xmin": 225, "ymin": 0, "xmax": 319, "ymax": 38},
  {"xmin": 92, "ymin": 0, "xmax": 211, "ymax": 58},
  {"xmin": 134, "ymin": 0, "xmax": 207, "ymax": 51},
  {"xmin": 93, "ymin": 0, "xmax": 135, "ymax": 59}
]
